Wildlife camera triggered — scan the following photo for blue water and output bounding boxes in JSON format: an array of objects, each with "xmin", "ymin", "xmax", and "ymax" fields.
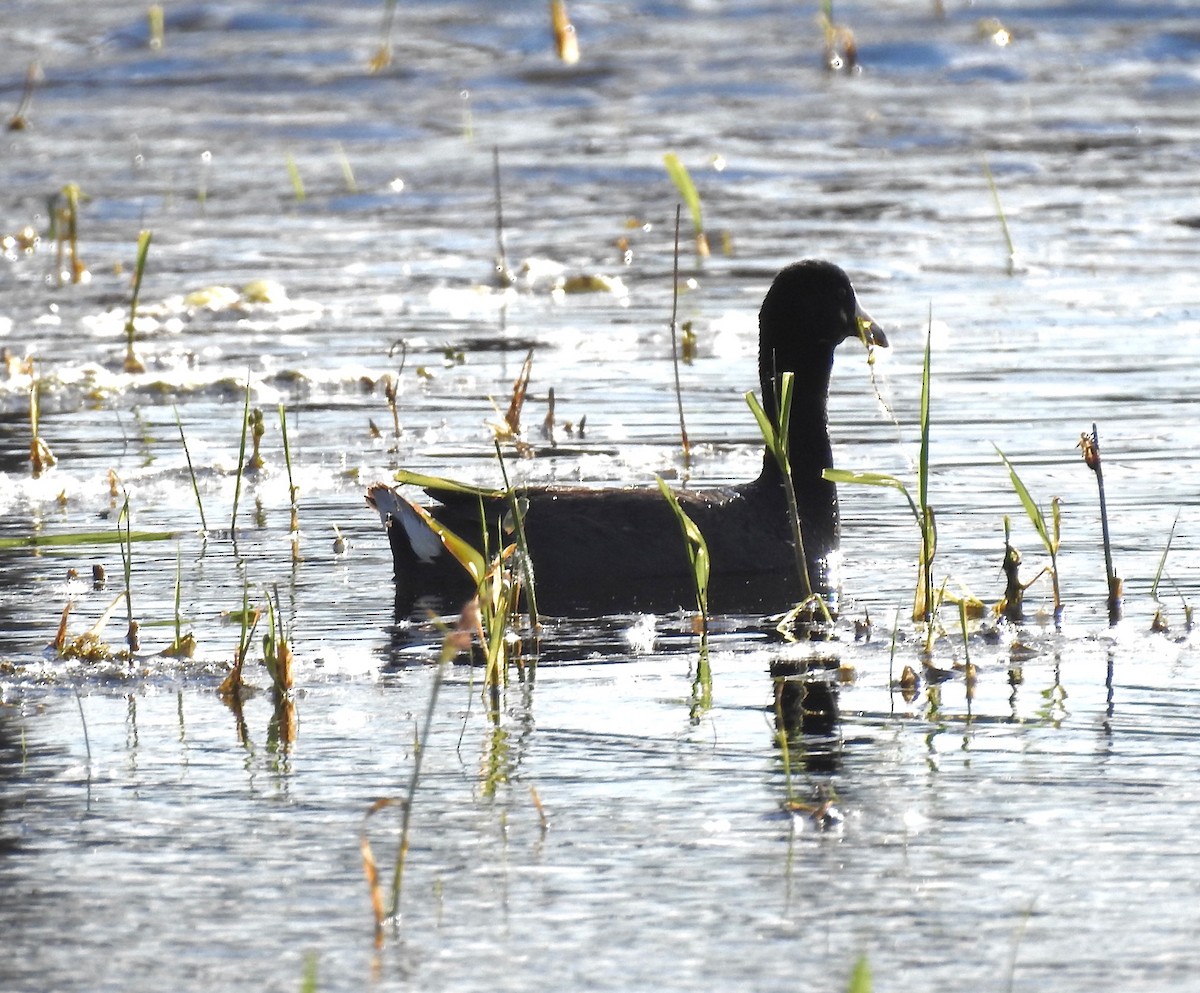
[{"xmin": 3, "ymin": 1, "xmax": 1200, "ymax": 990}]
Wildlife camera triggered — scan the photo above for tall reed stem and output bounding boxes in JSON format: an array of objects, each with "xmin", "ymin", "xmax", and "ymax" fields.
[{"xmin": 667, "ymin": 204, "xmax": 691, "ymax": 466}]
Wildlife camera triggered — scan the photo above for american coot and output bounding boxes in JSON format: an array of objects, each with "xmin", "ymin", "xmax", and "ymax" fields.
[{"xmin": 367, "ymin": 259, "xmax": 886, "ymax": 616}]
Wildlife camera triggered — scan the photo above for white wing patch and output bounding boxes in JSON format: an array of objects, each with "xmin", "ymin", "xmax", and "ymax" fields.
[{"xmin": 366, "ymin": 484, "xmax": 444, "ymax": 565}]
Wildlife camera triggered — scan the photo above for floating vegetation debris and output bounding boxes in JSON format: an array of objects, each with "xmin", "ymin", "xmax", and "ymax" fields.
[{"xmin": 663, "ymin": 153, "xmax": 710, "ymax": 258}]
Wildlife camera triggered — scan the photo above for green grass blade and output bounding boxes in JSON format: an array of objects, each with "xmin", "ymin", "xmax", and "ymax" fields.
[
  {"xmin": 393, "ymin": 469, "xmax": 504, "ymax": 499},
  {"xmin": 918, "ymin": 309, "xmax": 932, "ymax": 514},
  {"xmin": 1151, "ymin": 511, "xmax": 1180, "ymax": 600},
  {"xmin": 994, "ymin": 445, "xmax": 1050, "ymax": 551},
  {"xmin": 744, "ymin": 391, "xmax": 778, "ymax": 451},
  {"xmin": 847, "ymin": 954, "xmax": 873, "ymax": 993},
  {"xmin": 0, "ymin": 529, "xmax": 175, "ymax": 550},
  {"xmin": 655, "ymin": 476, "xmax": 711, "ymax": 605},
  {"xmin": 230, "ymin": 371, "xmax": 251, "ymax": 533},
  {"xmin": 663, "ymin": 153, "xmax": 703, "ymax": 234}
]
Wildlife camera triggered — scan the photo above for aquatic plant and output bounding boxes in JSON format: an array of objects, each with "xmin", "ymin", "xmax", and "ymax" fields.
[
  {"xmin": 825, "ymin": 314, "xmax": 936, "ymax": 630},
  {"xmin": 117, "ymin": 491, "xmax": 139, "ymax": 652},
  {"xmin": 493, "ymin": 441, "xmax": 540, "ymax": 631},
  {"xmin": 655, "ymin": 477, "xmax": 710, "ymax": 628},
  {"xmin": 7, "ymin": 61, "xmax": 41, "ymax": 131},
  {"xmin": 819, "ymin": 0, "xmax": 858, "ymax": 71},
  {"xmin": 388, "ymin": 475, "xmax": 524, "ymax": 705},
  {"xmin": 492, "ymin": 146, "xmax": 512, "ymax": 286},
  {"xmin": 368, "ymin": 0, "xmax": 399, "ymax": 71},
  {"xmin": 334, "ymin": 141, "xmax": 357, "ymax": 193},
  {"xmin": 982, "ymin": 156, "xmax": 1017, "ymax": 273},
  {"xmin": 994, "ymin": 445, "xmax": 1062, "ymax": 623},
  {"xmin": 656, "ymin": 476, "xmax": 712, "ymax": 714},
  {"xmin": 51, "ymin": 596, "xmax": 124, "ymax": 662},
  {"xmin": 748, "ymin": 370, "xmax": 835, "ymax": 624},
  {"xmin": 55, "ymin": 183, "xmax": 87, "ymax": 284},
  {"xmin": 27, "ymin": 359, "xmax": 56, "ymax": 478},
  {"xmin": 663, "ymin": 153, "xmax": 710, "ymax": 258},
  {"xmin": 1079, "ymin": 424, "xmax": 1121, "ymax": 623},
  {"xmin": 550, "ymin": 0, "xmax": 580, "ymax": 64},
  {"xmin": 263, "ymin": 586, "xmax": 297, "ymax": 747},
  {"xmin": 667, "ymin": 205, "xmax": 691, "ymax": 463},
  {"xmin": 218, "ymin": 583, "xmax": 260, "ymax": 717},
  {"xmin": 147, "ymin": 5, "xmax": 164, "ymax": 49},
  {"xmin": 489, "ymin": 349, "xmax": 534, "ymax": 445},
  {"xmin": 173, "ymin": 404, "xmax": 207, "ymax": 533},
  {"xmin": 285, "ymin": 153, "xmax": 306, "ymax": 203},
  {"xmin": 123, "ymin": 230, "xmax": 151, "ymax": 374},
  {"xmin": 1149, "ymin": 513, "xmax": 1190, "ymax": 631},
  {"xmin": 389, "ymin": 650, "xmax": 448, "ymax": 920},
  {"xmin": 230, "ymin": 374, "xmax": 252, "ymax": 534},
  {"xmin": 279, "ymin": 404, "xmax": 300, "ymax": 560},
  {"xmin": 747, "ymin": 372, "xmax": 810, "ymax": 596},
  {"xmin": 846, "ymin": 953, "xmax": 872, "ymax": 993},
  {"xmin": 161, "ymin": 549, "xmax": 197, "ymax": 659}
]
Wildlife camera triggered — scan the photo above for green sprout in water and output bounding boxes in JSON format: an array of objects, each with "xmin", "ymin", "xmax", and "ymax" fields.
[
  {"xmin": 667, "ymin": 205, "xmax": 691, "ymax": 464},
  {"xmin": 162, "ymin": 547, "xmax": 197, "ymax": 659},
  {"xmin": 28, "ymin": 359, "xmax": 56, "ymax": 478},
  {"xmin": 1079, "ymin": 423, "xmax": 1121, "ymax": 624},
  {"xmin": 56, "ymin": 182, "xmax": 88, "ymax": 285},
  {"xmin": 285, "ymin": 153, "xmax": 306, "ymax": 203},
  {"xmin": 279, "ymin": 404, "xmax": 299, "ymax": 561},
  {"xmin": 173, "ymin": 404, "xmax": 207, "ymax": 533},
  {"xmin": 825, "ymin": 312, "xmax": 936, "ymax": 635},
  {"xmin": 124, "ymin": 229, "xmax": 151, "ymax": 374},
  {"xmin": 656, "ymin": 476, "xmax": 712, "ymax": 716},
  {"xmin": 663, "ymin": 152, "xmax": 710, "ymax": 258},
  {"xmin": 994, "ymin": 445, "xmax": 1062, "ymax": 625}
]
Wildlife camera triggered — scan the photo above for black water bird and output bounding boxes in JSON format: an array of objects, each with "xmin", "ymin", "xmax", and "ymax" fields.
[{"xmin": 367, "ymin": 259, "xmax": 886, "ymax": 616}]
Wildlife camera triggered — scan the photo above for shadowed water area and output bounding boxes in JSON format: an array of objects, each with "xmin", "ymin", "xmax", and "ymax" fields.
[{"xmin": 2, "ymin": 1, "xmax": 1200, "ymax": 990}]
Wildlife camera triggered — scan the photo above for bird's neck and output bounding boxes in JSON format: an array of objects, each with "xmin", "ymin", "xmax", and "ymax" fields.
[{"xmin": 754, "ymin": 359, "xmax": 839, "ymax": 565}]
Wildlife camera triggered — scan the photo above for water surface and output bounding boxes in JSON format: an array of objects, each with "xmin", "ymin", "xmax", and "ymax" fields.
[{"xmin": 3, "ymin": 1, "xmax": 1200, "ymax": 990}]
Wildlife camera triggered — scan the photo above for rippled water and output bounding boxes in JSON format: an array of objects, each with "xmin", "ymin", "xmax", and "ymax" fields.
[{"xmin": 3, "ymin": 1, "xmax": 1200, "ymax": 990}]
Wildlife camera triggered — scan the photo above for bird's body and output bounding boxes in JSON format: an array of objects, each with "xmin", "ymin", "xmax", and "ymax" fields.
[{"xmin": 368, "ymin": 259, "xmax": 885, "ymax": 616}]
